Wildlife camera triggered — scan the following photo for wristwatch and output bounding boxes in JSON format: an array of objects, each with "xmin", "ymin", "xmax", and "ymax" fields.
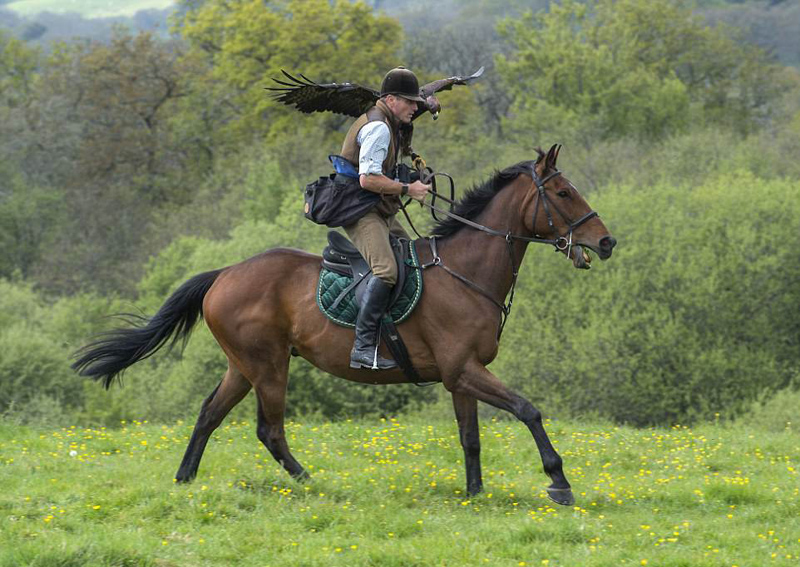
[{"xmin": 401, "ymin": 184, "xmax": 409, "ymax": 196}]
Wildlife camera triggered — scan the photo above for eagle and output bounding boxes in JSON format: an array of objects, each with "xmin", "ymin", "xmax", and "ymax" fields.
[{"xmin": 265, "ymin": 67, "xmax": 484, "ymax": 156}]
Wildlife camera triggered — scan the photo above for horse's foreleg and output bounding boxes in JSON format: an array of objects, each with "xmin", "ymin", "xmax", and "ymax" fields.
[
  {"xmin": 253, "ymin": 355, "xmax": 309, "ymax": 481},
  {"xmin": 452, "ymin": 392, "xmax": 483, "ymax": 496},
  {"xmin": 448, "ymin": 363, "xmax": 574, "ymax": 506},
  {"xmin": 175, "ymin": 365, "xmax": 251, "ymax": 483}
]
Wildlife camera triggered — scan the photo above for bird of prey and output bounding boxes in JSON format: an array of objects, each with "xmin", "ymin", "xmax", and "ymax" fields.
[{"xmin": 266, "ymin": 67, "xmax": 485, "ymax": 122}]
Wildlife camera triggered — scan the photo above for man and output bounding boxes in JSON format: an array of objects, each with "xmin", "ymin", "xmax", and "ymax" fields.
[{"xmin": 340, "ymin": 67, "xmax": 430, "ymax": 370}]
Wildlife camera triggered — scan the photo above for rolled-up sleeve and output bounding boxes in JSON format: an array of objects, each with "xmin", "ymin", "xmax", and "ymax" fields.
[{"xmin": 357, "ymin": 121, "xmax": 391, "ymax": 176}]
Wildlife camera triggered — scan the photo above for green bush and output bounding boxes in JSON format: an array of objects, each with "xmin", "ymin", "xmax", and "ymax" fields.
[
  {"xmin": 0, "ymin": 326, "xmax": 78, "ymax": 415},
  {"xmin": 0, "ymin": 280, "xmax": 128, "ymax": 424},
  {"xmin": 742, "ymin": 382, "xmax": 800, "ymax": 432}
]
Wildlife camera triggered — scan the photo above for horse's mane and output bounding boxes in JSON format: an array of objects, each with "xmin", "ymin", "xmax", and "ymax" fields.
[{"xmin": 431, "ymin": 160, "xmax": 537, "ymax": 239}]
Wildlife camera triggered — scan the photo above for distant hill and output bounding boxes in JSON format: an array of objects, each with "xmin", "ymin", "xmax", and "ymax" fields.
[
  {"xmin": 0, "ymin": 3, "xmax": 174, "ymax": 44},
  {"xmin": 3, "ymin": 0, "xmax": 174, "ymax": 19},
  {"xmin": 702, "ymin": 0, "xmax": 800, "ymax": 68}
]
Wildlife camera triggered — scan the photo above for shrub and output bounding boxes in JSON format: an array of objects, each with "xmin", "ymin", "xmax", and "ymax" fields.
[{"xmin": 741, "ymin": 381, "xmax": 800, "ymax": 432}]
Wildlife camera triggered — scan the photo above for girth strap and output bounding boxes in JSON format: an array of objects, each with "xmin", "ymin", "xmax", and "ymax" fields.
[{"xmin": 380, "ymin": 320, "xmax": 436, "ymax": 387}]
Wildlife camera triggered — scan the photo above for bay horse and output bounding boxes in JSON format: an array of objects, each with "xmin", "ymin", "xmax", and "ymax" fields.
[{"xmin": 73, "ymin": 144, "xmax": 616, "ymax": 506}]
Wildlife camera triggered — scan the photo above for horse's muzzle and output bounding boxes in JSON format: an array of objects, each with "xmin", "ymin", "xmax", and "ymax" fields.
[{"xmin": 598, "ymin": 235, "xmax": 617, "ymax": 260}]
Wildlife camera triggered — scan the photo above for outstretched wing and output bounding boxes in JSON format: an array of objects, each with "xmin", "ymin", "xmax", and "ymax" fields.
[
  {"xmin": 266, "ymin": 70, "xmax": 380, "ymax": 118},
  {"xmin": 419, "ymin": 66, "xmax": 485, "ymax": 98},
  {"xmin": 412, "ymin": 66, "xmax": 485, "ymax": 122}
]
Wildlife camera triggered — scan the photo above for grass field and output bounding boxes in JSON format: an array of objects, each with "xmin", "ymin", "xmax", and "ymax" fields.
[
  {"xmin": 1, "ymin": 415, "xmax": 798, "ymax": 566},
  {"xmin": 5, "ymin": 1, "xmax": 174, "ymax": 19}
]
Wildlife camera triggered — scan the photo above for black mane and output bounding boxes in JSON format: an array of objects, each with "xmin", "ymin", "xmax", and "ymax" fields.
[{"xmin": 431, "ymin": 160, "xmax": 535, "ymax": 239}]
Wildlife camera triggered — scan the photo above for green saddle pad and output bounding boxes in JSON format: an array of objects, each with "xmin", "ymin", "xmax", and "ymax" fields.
[{"xmin": 316, "ymin": 241, "xmax": 423, "ymax": 328}]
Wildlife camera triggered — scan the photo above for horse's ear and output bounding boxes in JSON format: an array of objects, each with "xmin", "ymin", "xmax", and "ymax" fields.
[
  {"xmin": 534, "ymin": 147, "xmax": 545, "ymax": 164},
  {"xmin": 553, "ymin": 144, "xmax": 562, "ymax": 168},
  {"xmin": 545, "ymin": 144, "xmax": 559, "ymax": 170}
]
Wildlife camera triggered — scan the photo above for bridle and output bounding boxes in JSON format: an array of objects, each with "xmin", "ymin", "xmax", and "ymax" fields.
[
  {"xmin": 529, "ymin": 166, "xmax": 599, "ymax": 261},
  {"xmin": 408, "ymin": 162, "xmax": 599, "ymax": 340}
]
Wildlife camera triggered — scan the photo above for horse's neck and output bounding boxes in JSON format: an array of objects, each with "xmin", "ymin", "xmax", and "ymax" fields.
[{"xmin": 436, "ymin": 183, "xmax": 530, "ymax": 304}]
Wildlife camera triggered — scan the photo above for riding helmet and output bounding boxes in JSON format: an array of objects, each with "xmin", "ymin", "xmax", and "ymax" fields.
[{"xmin": 380, "ymin": 67, "xmax": 425, "ymax": 102}]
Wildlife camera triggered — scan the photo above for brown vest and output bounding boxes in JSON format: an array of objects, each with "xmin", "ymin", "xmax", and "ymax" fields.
[{"xmin": 340, "ymin": 99, "xmax": 402, "ymax": 217}]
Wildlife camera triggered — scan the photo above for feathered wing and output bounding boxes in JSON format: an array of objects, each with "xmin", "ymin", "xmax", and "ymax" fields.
[
  {"xmin": 412, "ymin": 66, "xmax": 485, "ymax": 121},
  {"xmin": 266, "ymin": 70, "xmax": 380, "ymax": 118},
  {"xmin": 418, "ymin": 66, "xmax": 485, "ymax": 98}
]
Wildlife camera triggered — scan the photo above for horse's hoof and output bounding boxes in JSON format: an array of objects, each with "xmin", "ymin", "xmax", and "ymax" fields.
[
  {"xmin": 546, "ymin": 487, "xmax": 575, "ymax": 506},
  {"xmin": 174, "ymin": 471, "xmax": 195, "ymax": 484},
  {"xmin": 292, "ymin": 470, "xmax": 311, "ymax": 482}
]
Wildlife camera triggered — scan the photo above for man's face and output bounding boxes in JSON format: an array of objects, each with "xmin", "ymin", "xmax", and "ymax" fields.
[{"xmin": 386, "ymin": 95, "xmax": 418, "ymax": 124}]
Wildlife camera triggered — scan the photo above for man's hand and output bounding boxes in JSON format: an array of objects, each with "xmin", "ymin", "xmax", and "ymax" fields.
[{"xmin": 407, "ymin": 180, "xmax": 430, "ymax": 202}]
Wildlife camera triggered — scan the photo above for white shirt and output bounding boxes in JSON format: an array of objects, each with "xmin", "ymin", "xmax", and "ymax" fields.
[{"xmin": 356, "ymin": 121, "xmax": 391, "ymax": 176}]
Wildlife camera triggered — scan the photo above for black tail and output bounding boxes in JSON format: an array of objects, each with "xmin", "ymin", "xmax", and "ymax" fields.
[{"xmin": 72, "ymin": 269, "xmax": 223, "ymax": 388}]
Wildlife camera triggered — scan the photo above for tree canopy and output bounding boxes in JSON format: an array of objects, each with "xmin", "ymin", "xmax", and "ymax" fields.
[
  {"xmin": 496, "ymin": 0, "xmax": 786, "ymax": 142},
  {"xmin": 174, "ymin": 0, "xmax": 402, "ymax": 149}
]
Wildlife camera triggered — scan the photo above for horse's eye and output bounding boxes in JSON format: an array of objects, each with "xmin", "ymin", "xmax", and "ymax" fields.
[{"xmin": 557, "ymin": 190, "xmax": 569, "ymax": 198}]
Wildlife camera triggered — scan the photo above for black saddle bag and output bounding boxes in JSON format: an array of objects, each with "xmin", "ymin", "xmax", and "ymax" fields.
[{"xmin": 304, "ymin": 158, "xmax": 380, "ymax": 228}]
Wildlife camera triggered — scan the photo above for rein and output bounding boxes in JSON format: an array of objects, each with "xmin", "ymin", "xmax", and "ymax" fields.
[{"xmin": 402, "ymin": 164, "xmax": 599, "ymax": 340}]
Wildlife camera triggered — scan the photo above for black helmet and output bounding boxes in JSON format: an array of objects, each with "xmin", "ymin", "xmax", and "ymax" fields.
[{"xmin": 380, "ymin": 67, "xmax": 425, "ymax": 102}]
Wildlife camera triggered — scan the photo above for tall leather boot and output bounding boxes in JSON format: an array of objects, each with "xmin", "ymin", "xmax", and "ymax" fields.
[{"xmin": 350, "ymin": 277, "xmax": 398, "ymax": 370}]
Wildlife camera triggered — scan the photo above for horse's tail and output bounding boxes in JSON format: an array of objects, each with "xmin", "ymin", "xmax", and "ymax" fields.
[{"xmin": 72, "ymin": 269, "xmax": 224, "ymax": 389}]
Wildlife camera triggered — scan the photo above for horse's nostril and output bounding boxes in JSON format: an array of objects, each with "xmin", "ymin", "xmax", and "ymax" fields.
[{"xmin": 600, "ymin": 236, "xmax": 617, "ymax": 250}]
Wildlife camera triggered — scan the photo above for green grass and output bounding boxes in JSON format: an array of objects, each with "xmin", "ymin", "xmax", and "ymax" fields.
[
  {"xmin": 1, "ymin": 415, "xmax": 798, "ymax": 566},
  {"xmin": 4, "ymin": 0, "xmax": 174, "ymax": 19}
]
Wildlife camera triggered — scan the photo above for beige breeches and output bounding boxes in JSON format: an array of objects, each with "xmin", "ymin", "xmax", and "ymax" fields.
[{"xmin": 343, "ymin": 210, "xmax": 410, "ymax": 285}]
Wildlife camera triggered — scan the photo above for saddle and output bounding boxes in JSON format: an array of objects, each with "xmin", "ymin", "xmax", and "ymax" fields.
[
  {"xmin": 321, "ymin": 231, "xmax": 410, "ymax": 312},
  {"xmin": 317, "ymin": 231, "xmax": 428, "ymax": 385}
]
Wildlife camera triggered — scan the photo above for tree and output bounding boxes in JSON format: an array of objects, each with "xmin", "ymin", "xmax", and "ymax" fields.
[
  {"xmin": 0, "ymin": 29, "xmax": 38, "ymax": 103},
  {"xmin": 18, "ymin": 30, "xmax": 201, "ymax": 294},
  {"xmin": 0, "ymin": 164, "xmax": 64, "ymax": 279},
  {"xmin": 36, "ymin": 31, "xmax": 191, "ymax": 204},
  {"xmin": 173, "ymin": 0, "xmax": 403, "ymax": 153},
  {"xmin": 496, "ymin": 0, "xmax": 787, "ymax": 144},
  {"xmin": 0, "ymin": 29, "xmax": 39, "ymax": 160}
]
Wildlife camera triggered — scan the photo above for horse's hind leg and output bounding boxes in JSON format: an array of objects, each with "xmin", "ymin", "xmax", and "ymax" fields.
[
  {"xmin": 175, "ymin": 365, "xmax": 251, "ymax": 483},
  {"xmin": 452, "ymin": 392, "xmax": 483, "ymax": 496},
  {"xmin": 253, "ymin": 354, "xmax": 308, "ymax": 480}
]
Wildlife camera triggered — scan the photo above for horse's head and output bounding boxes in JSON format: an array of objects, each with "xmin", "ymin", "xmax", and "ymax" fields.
[{"xmin": 523, "ymin": 144, "xmax": 616, "ymax": 269}]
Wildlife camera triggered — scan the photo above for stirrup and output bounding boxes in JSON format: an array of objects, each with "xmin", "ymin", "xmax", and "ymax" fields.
[{"xmin": 349, "ymin": 345, "xmax": 397, "ymax": 370}]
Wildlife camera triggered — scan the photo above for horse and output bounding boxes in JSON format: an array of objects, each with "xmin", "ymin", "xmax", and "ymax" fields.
[{"xmin": 73, "ymin": 144, "xmax": 617, "ymax": 506}]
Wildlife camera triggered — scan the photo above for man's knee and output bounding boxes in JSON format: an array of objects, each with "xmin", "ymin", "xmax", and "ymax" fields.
[{"xmin": 372, "ymin": 264, "xmax": 397, "ymax": 286}]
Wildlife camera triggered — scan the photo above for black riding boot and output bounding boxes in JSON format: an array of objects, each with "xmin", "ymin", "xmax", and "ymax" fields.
[{"xmin": 350, "ymin": 277, "xmax": 398, "ymax": 370}]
